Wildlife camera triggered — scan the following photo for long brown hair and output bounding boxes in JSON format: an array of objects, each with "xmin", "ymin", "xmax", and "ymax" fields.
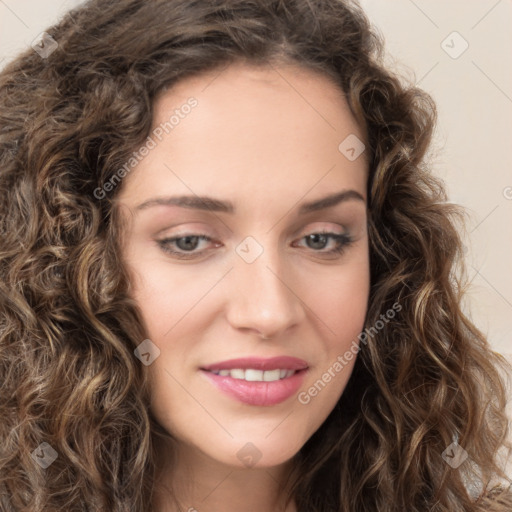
[{"xmin": 0, "ymin": 0, "xmax": 510, "ymax": 510}]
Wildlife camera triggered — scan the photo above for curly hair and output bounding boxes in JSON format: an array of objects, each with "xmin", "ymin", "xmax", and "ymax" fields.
[{"xmin": 0, "ymin": 0, "xmax": 510, "ymax": 510}]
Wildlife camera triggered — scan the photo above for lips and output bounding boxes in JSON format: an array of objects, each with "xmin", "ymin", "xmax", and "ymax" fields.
[{"xmin": 200, "ymin": 356, "xmax": 309, "ymax": 406}]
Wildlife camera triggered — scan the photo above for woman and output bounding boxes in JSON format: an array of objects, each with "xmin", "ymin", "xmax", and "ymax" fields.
[{"xmin": 0, "ymin": 0, "xmax": 510, "ymax": 510}]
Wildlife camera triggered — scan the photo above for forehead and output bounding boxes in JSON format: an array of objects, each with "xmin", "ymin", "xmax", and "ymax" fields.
[
  {"xmin": 119, "ymin": 61, "xmax": 367, "ymax": 206},
  {"xmin": 153, "ymin": 61, "xmax": 363, "ymax": 140}
]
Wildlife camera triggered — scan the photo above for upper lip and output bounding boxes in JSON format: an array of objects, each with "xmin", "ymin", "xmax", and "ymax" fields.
[{"xmin": 201, "ymin": 356, "xmax": 309, "ymax": 372}]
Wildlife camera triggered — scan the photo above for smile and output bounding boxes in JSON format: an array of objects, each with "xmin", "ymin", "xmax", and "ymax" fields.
[{"xmin": 200, "ymin": 356, "xmax": 309, "ymax": 406}]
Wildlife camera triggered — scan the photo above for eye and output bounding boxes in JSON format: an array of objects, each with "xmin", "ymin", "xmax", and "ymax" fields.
[
  {"xmin": 294, "ymin": 231, "xmax": 354, "ymax": 257},
  {"xmin": 157, "ymin": 234, "xmax": 217, "ymax": 259}
]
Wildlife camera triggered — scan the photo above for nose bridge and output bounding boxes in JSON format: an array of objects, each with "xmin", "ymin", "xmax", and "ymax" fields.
[{"xmin": 226, "ymin": 235, "xmax": 304, "ymax": 336}]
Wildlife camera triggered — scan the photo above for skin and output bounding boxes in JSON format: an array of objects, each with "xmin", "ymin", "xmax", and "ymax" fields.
[{"xmin": 116, "ymin": 61, "xmax": 370, "ymax": 512}]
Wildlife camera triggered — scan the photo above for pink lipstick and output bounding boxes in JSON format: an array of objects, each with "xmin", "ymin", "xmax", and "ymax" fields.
[{"xmin": 200, "ymin": 356, "xmax": 308, "ymax": 406}]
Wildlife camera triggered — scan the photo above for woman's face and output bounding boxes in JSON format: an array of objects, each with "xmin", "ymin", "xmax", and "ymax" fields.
[{"xmin": 117, "ymin": 62, "xmax": 370, "ymax": 470}]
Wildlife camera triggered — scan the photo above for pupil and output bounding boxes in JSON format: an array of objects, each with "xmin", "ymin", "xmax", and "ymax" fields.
[
  {"xmin": 307, "ymin": 234, "xmax": 327, "ymax": 250},
  {"xmin": 177, "ymin": 236, "xmax": 199, "ymax": 251}
]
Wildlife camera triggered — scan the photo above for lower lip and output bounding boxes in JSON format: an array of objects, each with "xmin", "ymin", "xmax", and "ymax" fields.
[{"xmin": 201, "ymin": 369, "xmax": 308, "ymax": 406}]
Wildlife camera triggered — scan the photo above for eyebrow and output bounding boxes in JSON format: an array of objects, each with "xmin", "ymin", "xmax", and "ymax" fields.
[{"xmin": 134, "ymin": 189, "xmax": 365, "ymax": 215}]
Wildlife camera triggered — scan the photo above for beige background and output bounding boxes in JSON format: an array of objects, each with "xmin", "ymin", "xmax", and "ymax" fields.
[
  {"xmin": 359, "ymin": 0, "xmax": 512, "ymax": 361},
  {"xmin": 1, "ymin": 0, "xmax": 511, "ymax": 477}
]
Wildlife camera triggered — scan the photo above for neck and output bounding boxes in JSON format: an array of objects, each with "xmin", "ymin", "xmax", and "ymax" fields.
[{"xmin": 153, "ymin": 442, "xmax": 297, "ymax": 512}]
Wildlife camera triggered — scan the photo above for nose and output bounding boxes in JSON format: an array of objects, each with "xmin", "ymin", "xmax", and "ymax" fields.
[{"xmin": 224, "ymin": 241, "xmax": 306, "ymax": 339}]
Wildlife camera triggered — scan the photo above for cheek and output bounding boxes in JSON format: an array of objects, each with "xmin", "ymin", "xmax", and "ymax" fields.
[
  {"xmin": 306, "ymin": 258, "xmax": 370, "ymax": 345},
  {"xmin": 127, "ymin": 252, "xmax": 214, "ymax": 339},
  {"xmin": 299, "ymin": 255, "xmax": 369, "ymax": 401},
  {"xmin": 296, "ymin": 268, "xmax": 369, "ymax": 428}
]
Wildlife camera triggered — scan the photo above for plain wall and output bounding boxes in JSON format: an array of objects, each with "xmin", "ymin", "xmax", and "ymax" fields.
[{"xmin": 358, "ymin": 0, "xmax": 512, "ymax": 360}]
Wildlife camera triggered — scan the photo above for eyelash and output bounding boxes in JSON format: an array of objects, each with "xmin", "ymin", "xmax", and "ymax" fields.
[{"xmin": 156, "ymin": 231, "xmax": 354, "ymax": 260}]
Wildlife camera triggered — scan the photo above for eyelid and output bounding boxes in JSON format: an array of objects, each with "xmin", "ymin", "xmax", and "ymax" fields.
[{"xmin": 296, "ymin": 222, "xmax": 346, "ymax": 235}]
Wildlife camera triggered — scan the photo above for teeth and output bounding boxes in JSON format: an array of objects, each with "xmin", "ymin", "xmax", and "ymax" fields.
[
  {"xmin": 211, "ymin": 368, "xmax": 297, "ymax": 381},
  {"xmin": 263, "ymin": 369, "xmax": 281, "ymax": 382},
  {"xmin": 245, "ymin": 369, "xmax": 263, "ymax": 381},
  {"xmin": 230, "ymin": 369, "xmax": 245, "ymax": 380}
]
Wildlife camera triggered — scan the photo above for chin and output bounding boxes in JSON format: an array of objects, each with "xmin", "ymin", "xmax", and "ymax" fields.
[{"xmin": 203, "ymin": 434, "xmax": 305, "ymax": 470}]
